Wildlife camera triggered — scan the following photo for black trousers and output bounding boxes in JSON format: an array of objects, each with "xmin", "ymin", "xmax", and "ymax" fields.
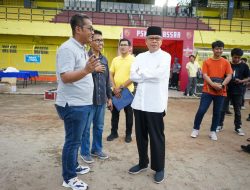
[
  {"xmin": 220, "ymin": 94, "xmax": 242, "ymax": 129},
  {"xmin": 242, "ymin": 85, "xmax": 247, "ymax": 106},
  {"xmin": 171, "ymin": 73, "xmax": 179, "ymax": 88},
  {"xmin": 134, "ymin": 109, "xmax": 165, "ymax": 172},
  {"xmin": 231, "ymin": 94, "xmax": 242, "ymax": 129},
  {"xmin": 219, "ymin": 96, "xmax": 230, "ymax": 126},
  {"xmin": 111, "ymin": 104, "xmax": 133, "ymax": 136}
]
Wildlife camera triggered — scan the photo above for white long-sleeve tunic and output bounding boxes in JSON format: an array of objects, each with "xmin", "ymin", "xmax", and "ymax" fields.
[{"xmin": 130, "ymin": 49, "xmax": 171, "ymax": 113}]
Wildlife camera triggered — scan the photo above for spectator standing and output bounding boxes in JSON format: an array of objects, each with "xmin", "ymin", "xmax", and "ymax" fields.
[
  {"xmin": 128, "ymin": 26, "xmax": 171, "ymax": 184},
  {"xmin": 240, "ymin": 57, "xmax": 248, "ymax": 110},
  {"xmin": 185, "ymin": 54, "xmax": 200, "ymax": 96},
  {"xmin": 55, "ymin": 14, "xmax": 98, "ymax": 190},
  {"xmin": 107, "ymin": 39, "xmax": 134, "ymax": 143},
  {"xmin": 217, "ymin": 48, "xmax": 249, "ymax": 136},
  {"xmin": 188, "ymin": 3, "xmax": 193, "ymax": 17},
  {"xmin": 80, "ymin": 30, "xmax": 113, "ymax": 164},
  {"xmin": 175, "ymin": 3, "xmax": 180, "ymax": 17},
  {"xmin": 221, "ymin": 55, "xmax": 233, "ymax": 115},
  {"xmin": 190, "ymin": 40, "xmax": 232, "ymax": 141},
  {"xmin": 170, "ymin": 57, "xmax": 181, "ymax": 90}
]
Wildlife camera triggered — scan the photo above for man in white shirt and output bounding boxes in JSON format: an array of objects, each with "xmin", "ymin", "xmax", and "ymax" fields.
[
  {"xmin": 185, "ymin": 54, "xmax": 200, "ymax": 96},
  {"xmin": 128, "ymin": 26, "xmax": 171, "ymax": 184}
]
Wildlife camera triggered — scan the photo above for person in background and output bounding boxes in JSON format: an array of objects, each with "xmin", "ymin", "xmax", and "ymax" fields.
[
  {"xmin": 185, "ymin": 54, "xmax": 200, "ymax": 96},
  {"xmin": 55, "ymin": 14, "xmax": 98, "ymax": 190},
  {"xmin": 80, "ymin": 30, "xmax": 112, "ymax": 164},
  {"xmin": 217, "ymin": 48, "xmax": 249, "ymax": 135},
  {"xmin": 175, "ymin": 3, "xmax": 180, "ymax": 17},
  {"xmin": 107, "ymin": 38, "xmax": 134, "ymax": 143},
  {"xmin": 188, "ymin": 3, "xmax": 193, "ymax": 17},
  {"xmin": 190, "ymin": 40, "xmax": 232, "ymax": 141},
  {"xmin": 240, "ymin": 58, "xmax": 248, "ymax": 110},
  {"xmin": 243, "ymin": 58, "xmax": 250, "ymax": 121},
  {"xmin": 221, "ymin": 55, "xmax": 233, "ymax": 115},
  {"xmin": 170, "ymin": 57, "xmax": 181, "ymax": 90},
  {"xmin": 247, "ymin": 100, "xmax": 250, "ymax": 122},
  {"xmin": 129, "ymin": 26, "xmax": 171, "ymax": 184}
]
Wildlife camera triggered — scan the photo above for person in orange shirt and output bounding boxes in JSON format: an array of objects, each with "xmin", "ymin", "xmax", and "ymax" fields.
[{"xmin": 190, "ymin": 40, "xmax": 232, "ymax": 141}]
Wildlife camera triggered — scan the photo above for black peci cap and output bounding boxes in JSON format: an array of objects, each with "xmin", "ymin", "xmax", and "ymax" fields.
[{"xmin": 146, "ymin": 26, "xmax": 162, "ymax": 36}]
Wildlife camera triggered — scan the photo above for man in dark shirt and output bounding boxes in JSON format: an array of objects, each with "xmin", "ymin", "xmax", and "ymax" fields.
[
  {"xmin": 240, "ymin": 57, "xmax": 248, "ymax": 109},
  {"xmin": 170, "ymin": 57, "xmax": 181, "ymax": 90},
  {"xmin": 218, "ymin": 48, "xmax": 249, "ymax": 136},
  {"xmin": 81, "ymin": 30, "xmax": 113, "ymax": 163}
]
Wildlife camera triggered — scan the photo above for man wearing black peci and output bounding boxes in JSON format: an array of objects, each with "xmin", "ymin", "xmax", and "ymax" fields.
[{"xmin": 129, "ymin": 26, "xmax": 171, "ymax": 184}]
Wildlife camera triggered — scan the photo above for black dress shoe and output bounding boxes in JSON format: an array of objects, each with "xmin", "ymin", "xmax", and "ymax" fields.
[
  {"xmin": 128, "ymin": 164, "xmax": 148, "ymax": 174},
  {"xmin": 241, "ymin": 144, "xmax": 250, "ymax": 153},
  {"xmin": 125, "ymin": 135, "xmax": 132, "ymax": 143},
  {"xmin": 107, "ymin": 133, "xmax": 118, "ymax": 141},
  {"xmin": 154, "ymin": 170, "xmax": 165, "ymax": 184},
  {"xmin": 246, "ymin": 114, "xmax": 250, "ymax": 121}
]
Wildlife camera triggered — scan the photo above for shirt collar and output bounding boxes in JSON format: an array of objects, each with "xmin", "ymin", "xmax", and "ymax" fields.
[
  {"xmin": 149, "ymin": 48, "xmax": 161, "ymax": 55},
  {"xmin": 88, "ymin": 49, "xmax": 103, "ymax": 59},
  {"xmin": 70, "ymin": 37, "xmax": 85, "ymax": 49}
]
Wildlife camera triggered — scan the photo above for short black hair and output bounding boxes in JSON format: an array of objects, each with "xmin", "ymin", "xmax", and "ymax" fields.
[
  {"xmin": 212, "ymin": 40, "xmax": 224, "ymax": 49},
  {"xmin": 119, "ymin": 38, "xmax": 131, "ymax": 46},
  {"xmin": 93, "ymin": 29, "xmax": 102, "ymax": 35},
  {"xmin": 189, "ymin": 54, "xmax": 195, "ymax": 58},
  {"xmin": 231, "ymin": 48, "xmax": 243, "ymax": 57},
  {"xmin": 70, "ymin": 14, "xmax": 90, "ymax": 34}
]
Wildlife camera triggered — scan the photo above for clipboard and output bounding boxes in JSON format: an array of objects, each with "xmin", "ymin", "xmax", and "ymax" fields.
[{"xmin": 112, "ymin": 88, "xmax": 134, "ymax": 111}]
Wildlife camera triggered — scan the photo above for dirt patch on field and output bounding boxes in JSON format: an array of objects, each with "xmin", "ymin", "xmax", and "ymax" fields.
[{"xmin": 0, "ymin": 94, "xmax": 249, "ymax": 190}]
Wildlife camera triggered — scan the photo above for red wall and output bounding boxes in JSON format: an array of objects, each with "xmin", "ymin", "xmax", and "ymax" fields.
[{"xmin": 123, "ymin": 27, "xmax": 194, "ymax": 91}]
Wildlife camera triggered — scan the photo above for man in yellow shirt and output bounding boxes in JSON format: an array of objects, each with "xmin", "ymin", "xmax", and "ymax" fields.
[
  {"xmin": 185, "ymin": 54, "xmax": 200, "ymax": 96},
  {"xmin": 107, "ymin": 39, "xmax": 134, "ymax": 143}
]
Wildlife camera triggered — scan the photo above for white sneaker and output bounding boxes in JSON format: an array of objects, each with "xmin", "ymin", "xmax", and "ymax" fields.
[
  {"xmin": 235, "ymin": 128, "xmax": 245, "ymax": 136},
  {"xmin": 216, "ymin": 126, "xmax": 223, "ymax": 133},
  {"xmin": 241, "ymin": 106, "xmax": 246, "ymax": 110},
  {"xmin": 62, "ymin": 177, "xmax": 88, "ymax": 190},
  {"xmin": 191, "ymin": 129, "xmax": 199, "ymax": 138},
  {"xmin": 76, "ymin": 165, "xmax": 90, "ymax": 175},
  {"xmin": 209, "ymin": 131, "xmax": 218, "ymax": 141}
]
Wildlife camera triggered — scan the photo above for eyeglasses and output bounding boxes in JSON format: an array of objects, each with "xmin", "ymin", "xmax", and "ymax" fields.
[
  {"xmin": 120, "ymin": 44, "xmax": 129, "ymax": 47},
  {"xmin": 92, "ymin": 39, "xmax": 104, "ymax": 43},
  {"xmin": 80, "ymin": 25, "xmax": 94, "ymax": 32},
  {"xmin": 147, "ymin": 37, "xmax": 162, "ymax": 41}
]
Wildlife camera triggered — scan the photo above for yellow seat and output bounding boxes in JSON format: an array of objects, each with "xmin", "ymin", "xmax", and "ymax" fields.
[{"xmin": 0, "ymin": 6, "xmax": 60, "ymax": 22}]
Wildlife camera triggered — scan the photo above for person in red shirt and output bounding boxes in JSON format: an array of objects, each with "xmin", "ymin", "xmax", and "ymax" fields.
[
  {"xmin": 190, "ymin": 40, "xmax": 232, "ymax": 141},
  {"xmin": 175, "ymin": 3, "xmax": 180, "ymax": 17}
]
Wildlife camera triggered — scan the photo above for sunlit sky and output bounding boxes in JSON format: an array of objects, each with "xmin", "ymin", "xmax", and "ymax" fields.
[{"xmin": 155, "ymin": 0, "xmax": 179, "ymax": 7}]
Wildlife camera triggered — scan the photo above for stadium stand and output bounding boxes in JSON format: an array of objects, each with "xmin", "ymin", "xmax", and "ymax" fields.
[
  {"xmin": 201, "ymin": 18, "xmax": 250, "ymax": 32},
  {"xmin": 1, "ymin": 0, "xmax": 250, "ymax": 78},
  {"xmin": 0, "ymin": 6, "xmax": 59, "ymax": 22},
  {"xmin": 1, "ymin": 1, "xmax": 249, "ymax": 33},
  {"xmin": 51, "ymin": 10, "xmax": 212, "ymax": 31},
  {"xmin": 64, "ymin": 0, "xmax": 189, "ymax": 17}
]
